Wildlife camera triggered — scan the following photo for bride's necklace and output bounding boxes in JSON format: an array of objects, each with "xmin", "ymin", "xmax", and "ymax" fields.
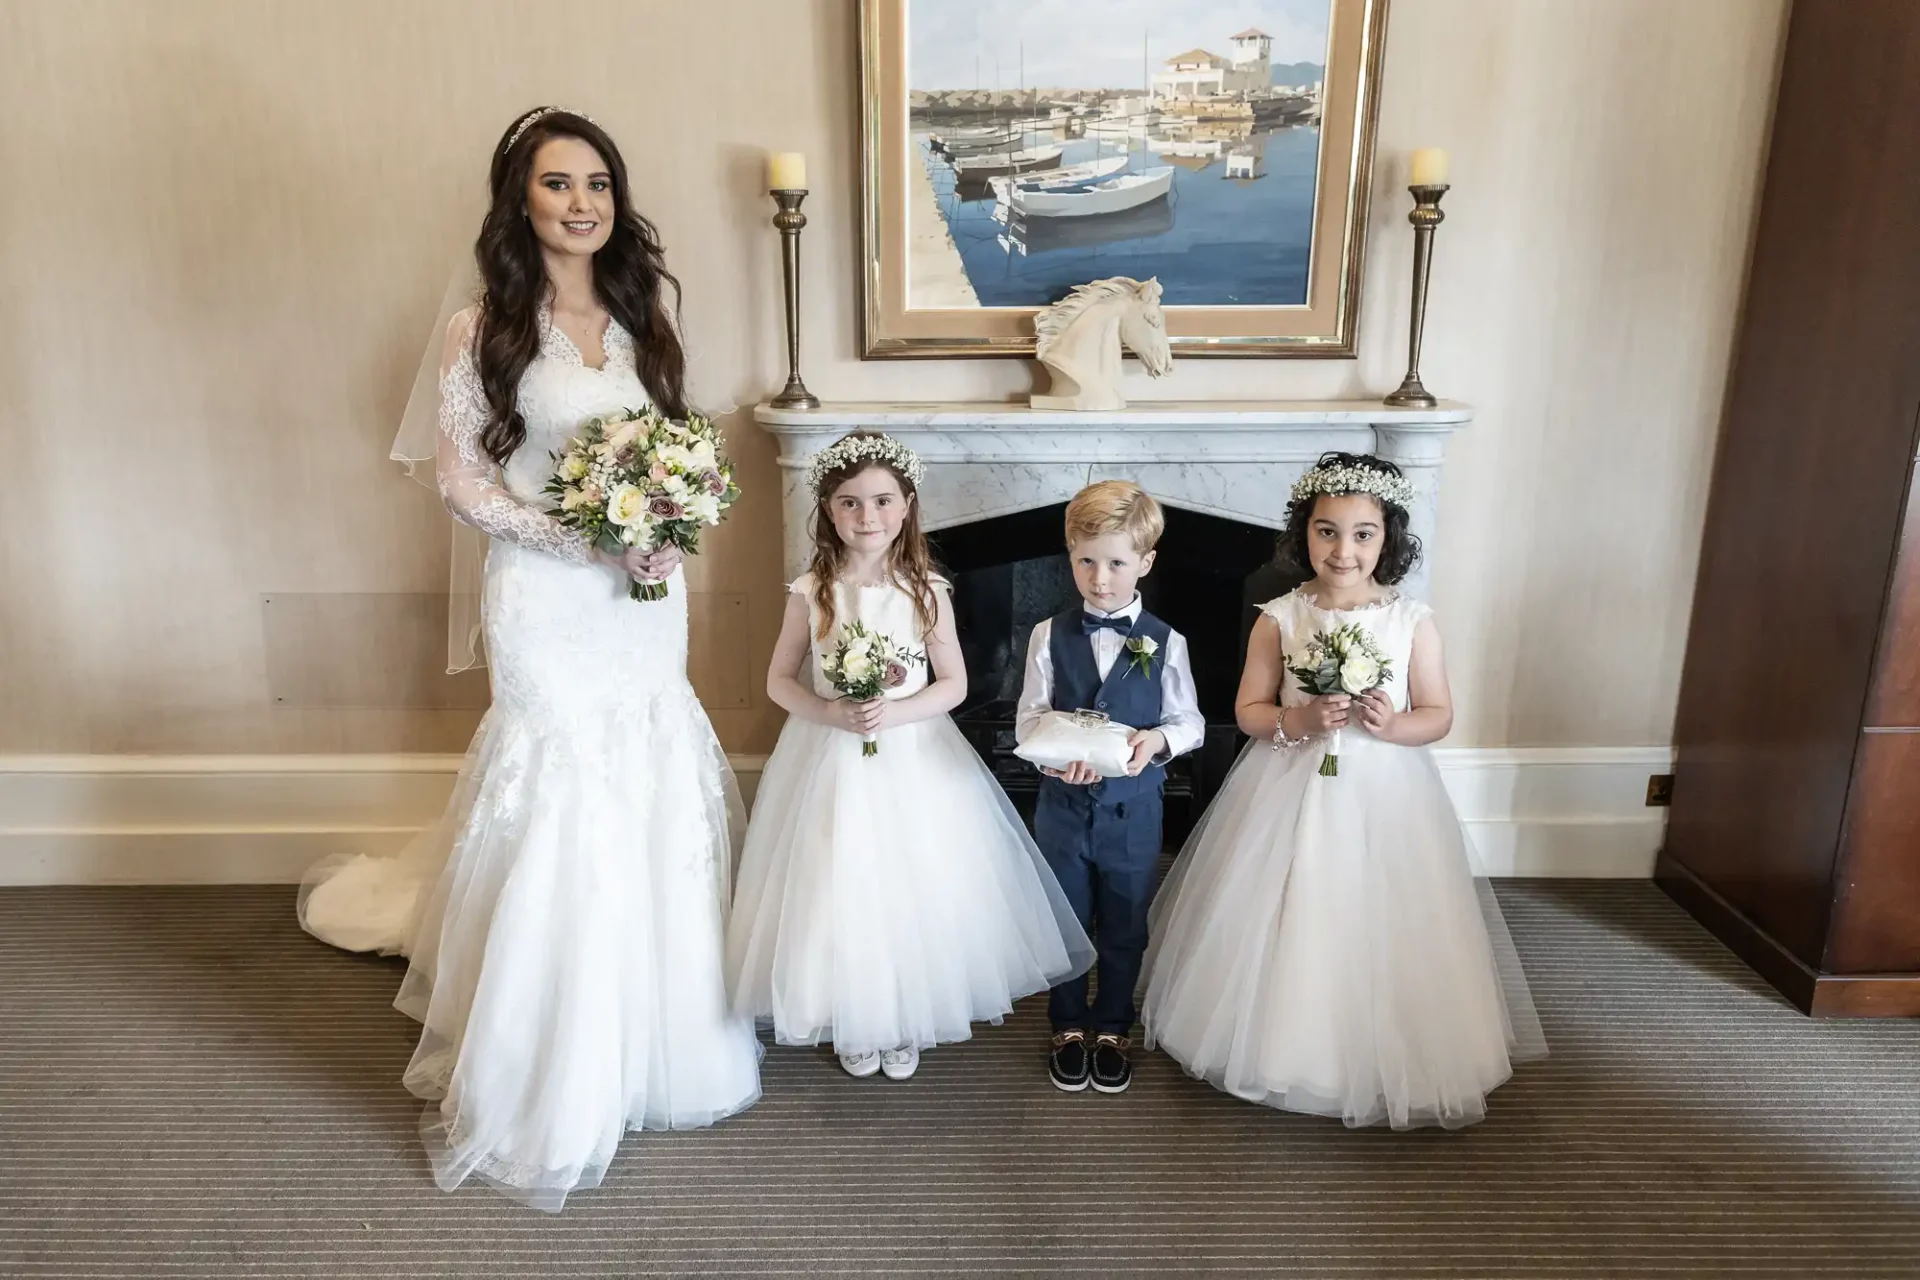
[{"xmin": 551, "ymin": 305, "xmax": 608, "ymax": 343}]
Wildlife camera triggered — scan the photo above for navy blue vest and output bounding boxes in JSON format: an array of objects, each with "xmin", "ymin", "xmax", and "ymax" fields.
[{"xmin": 1044, "ymin": 603, "xmax": 1173, "ymax": 801}]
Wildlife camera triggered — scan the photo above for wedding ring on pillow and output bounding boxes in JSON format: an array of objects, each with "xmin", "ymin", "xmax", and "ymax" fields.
[{"xmin": 1014, "ymin": 709, "xmax": 1136, "ymax": 778}]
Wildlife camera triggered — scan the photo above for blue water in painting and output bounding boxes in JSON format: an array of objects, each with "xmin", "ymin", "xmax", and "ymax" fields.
[{"xmin": 921, "ymin": 126, "xmax": 1319, "ymax": 308}]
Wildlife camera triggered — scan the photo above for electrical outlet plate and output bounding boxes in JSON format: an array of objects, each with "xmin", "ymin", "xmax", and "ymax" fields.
[{"xmin": 1646, "ymin": 774, "xmax": 1674, "ymax": 807}]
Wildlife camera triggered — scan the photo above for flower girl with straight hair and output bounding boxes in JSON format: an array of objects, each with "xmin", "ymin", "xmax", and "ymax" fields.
[
  {"xmin": 1140, "ymin": 452, "xmax": 1546, "ymax": 1129},
  {"xmin": 726, "ymin": 432, "xmax": 1092, "ymax": 1080}
]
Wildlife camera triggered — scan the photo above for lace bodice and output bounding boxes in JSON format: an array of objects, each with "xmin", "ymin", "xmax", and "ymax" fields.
[
  {"xmin": 792, "ymin": 573, "xmax": 942, "ymax": 701},
  {"xmin": 435, "ymin": 304, "xmax": 646, "ymax": 563},
  {"xmin": 1259, "ymin": 589, "xmax": 1433, "ymax": 712}
]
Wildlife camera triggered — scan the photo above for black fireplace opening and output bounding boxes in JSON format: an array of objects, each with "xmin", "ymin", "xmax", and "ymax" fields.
[{"xmin": 929, "ymin": 502, "xmax": 1307, "ymax": 844}]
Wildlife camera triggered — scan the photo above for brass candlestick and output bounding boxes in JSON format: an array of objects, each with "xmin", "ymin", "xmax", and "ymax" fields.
[
  {"xmin": 1383, "ymin": 183, "xmax": 1449, "ymax": 409},
  {"xmin": 768, "ymin": 188, "xmax": 819, "ymax": 410}
]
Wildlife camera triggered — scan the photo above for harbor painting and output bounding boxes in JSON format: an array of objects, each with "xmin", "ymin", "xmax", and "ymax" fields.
[{"xmin": 861, "ymin": 0, "xmax": 1388, "ymax": 357}]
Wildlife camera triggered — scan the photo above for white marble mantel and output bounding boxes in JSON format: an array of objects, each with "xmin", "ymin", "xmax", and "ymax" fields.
[{"xmin": 754, "ymin": 400, "xmax": 1472, "ymax": 599}]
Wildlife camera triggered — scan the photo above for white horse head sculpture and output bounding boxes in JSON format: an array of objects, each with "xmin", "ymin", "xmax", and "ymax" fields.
[{"xmin": 1030, "ymin": 276, "xmax": 1173, "ymax": 412}]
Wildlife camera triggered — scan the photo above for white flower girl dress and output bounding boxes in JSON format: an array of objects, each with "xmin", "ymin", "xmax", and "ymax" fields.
[
  {"xmin": 726, "ymin": 574, "xmax": 1094, "ymax": 1056},
  {"xmin": 1141, "ymin": 589, "xmax": 1547, "ymax": 1129}
]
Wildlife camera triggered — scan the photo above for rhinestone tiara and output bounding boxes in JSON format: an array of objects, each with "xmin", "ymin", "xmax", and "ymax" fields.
[{"xmin": 503, "ymin": 106, "xmax": 596, "ymax": 155}]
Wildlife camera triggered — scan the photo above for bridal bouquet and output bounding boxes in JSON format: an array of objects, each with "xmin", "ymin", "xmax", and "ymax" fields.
[
  {"xmin": 544, "ymin": 408, "xmax": 739, "ymax": 601},
  {"xmin": 1286, "ymin": 622, "xmax": 1394, "ymax": 777},
  {"xmin": 821, "ymin": 621, "xmax": 924, "ymax": 757}
]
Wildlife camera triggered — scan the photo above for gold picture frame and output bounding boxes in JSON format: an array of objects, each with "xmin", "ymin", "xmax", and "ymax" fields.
[{"xmin": 860, "ymin": 0, "xmax": 1390, "ymax": 359}]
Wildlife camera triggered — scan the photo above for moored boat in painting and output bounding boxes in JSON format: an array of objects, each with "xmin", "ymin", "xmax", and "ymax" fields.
[
  {"xmin": 1003, "ymin": 165, "xmax": 1175, "ymax": 219},
  {"xmin": 949, "ymin": 144, "xmax": 1065, "ymax": 179},
  {"xmin": 986, "ymin": 155, "xmax": 1129, "ymax": 205}
]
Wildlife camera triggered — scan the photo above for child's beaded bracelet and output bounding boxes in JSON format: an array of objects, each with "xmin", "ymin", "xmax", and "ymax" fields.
[{"xmin": 1272, "ymin": 706, "xmax": 1306, "ymax": 752}]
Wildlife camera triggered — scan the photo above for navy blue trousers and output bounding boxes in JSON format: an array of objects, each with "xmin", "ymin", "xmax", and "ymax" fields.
[{"xmin": 1033, "ymin": 779, "xmax": 1164, "ymax": 1036}]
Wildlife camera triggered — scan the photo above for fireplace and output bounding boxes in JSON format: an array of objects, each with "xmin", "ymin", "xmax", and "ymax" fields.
[
  {"xmin": 930, "ymin": 502, "xmax": 1302, "ymax": 840},
  {"xmin": 755, "ymin": 399, "xmax": 1471, "ymax": 834}
]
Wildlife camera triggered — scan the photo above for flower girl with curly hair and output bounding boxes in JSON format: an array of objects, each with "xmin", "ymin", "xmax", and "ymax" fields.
[
  {"xmin": 1140, "ymin": 452, "xmax": 1546, "ymax": 1128},
  {"xmin": 726, "ymin": 433, "xmax": 1092, "ymax": 1081}
]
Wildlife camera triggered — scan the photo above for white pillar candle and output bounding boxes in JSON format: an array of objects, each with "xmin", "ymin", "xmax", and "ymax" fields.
[
  {"xmin": 1408, "ymin": 147, "xmax": 1449, "ymax": 186},
  {"xmin": 768, "ymin": 151, "xmax": 807, "ymax": 190}
]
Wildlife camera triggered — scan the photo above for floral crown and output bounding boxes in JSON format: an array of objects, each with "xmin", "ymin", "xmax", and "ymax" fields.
[
  {"xmin": 1289, "ymin": 460, "xmax": 1416, "ymax": 511},
  {"xmin": 808, "ymin": 434, "xmax": 926, "ymax": 496},
  {"xmin": 504, "ymin": 106, "xmax": 595, "ymax": 154}
]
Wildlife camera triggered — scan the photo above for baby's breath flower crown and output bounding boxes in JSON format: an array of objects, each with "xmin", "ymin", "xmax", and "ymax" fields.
[
  {"xmin": 1289, "ymin": 461, "xmax": 1416, "ymax": 511},
  {"xmin": 807, "ymin": 433, "xmax": 927, "ymax": 497}
]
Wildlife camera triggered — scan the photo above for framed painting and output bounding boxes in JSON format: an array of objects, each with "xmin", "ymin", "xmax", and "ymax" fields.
[{"xmin": 860, "ymin": 0, "xmax": 1390, "ymax": 358}]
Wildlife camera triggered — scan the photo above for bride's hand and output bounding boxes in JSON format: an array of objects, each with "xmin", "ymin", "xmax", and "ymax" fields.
[{"xmin": 625, "ymin": 543, "xmax": 683, "ymax": 582}]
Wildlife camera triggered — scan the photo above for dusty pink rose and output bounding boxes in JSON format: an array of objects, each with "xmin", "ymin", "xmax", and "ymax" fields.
[
  {"xmin": 881, "ymin": 660, "xmax": 909, "ymax": 689},
  {"xmin": 648, "ymin": 496, "xmax": 684, "ymax": 519},
  {"xmin": 703, "ymin": 470, "xmax": 726, "ymax": 496},
  {"xmin": 649, "ymin": 462, "xmax": 670, "ymax": 482}
]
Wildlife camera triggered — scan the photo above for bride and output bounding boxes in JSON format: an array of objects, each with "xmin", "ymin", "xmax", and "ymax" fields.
[{"xmin": 298, "ymin": 106, "xmax": 761, "ymax": 1210}]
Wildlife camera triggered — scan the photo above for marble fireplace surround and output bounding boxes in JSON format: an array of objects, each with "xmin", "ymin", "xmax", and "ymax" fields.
[{"xmin": 754, "ymin": 401, "xmax": 1473, "ymax": 602}]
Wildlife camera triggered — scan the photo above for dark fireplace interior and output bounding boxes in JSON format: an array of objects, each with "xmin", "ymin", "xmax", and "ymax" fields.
[{"xmin": 929, "ymin": 503, "xmax": 1307, "ymax": 844}]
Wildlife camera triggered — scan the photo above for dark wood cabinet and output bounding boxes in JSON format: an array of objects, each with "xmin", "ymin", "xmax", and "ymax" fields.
[{"xmin": 1656, "ymin": 0, "xmax": 1920, "ymax": 1017}]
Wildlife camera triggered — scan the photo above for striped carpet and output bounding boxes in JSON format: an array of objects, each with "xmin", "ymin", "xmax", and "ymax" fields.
[{"xmin": 2, "ymin": 882, "xmax": 1919, "ymax": 1278}]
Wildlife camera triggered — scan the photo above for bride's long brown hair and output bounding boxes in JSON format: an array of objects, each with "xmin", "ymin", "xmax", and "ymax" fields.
[
  {"xmin": 807, "ymin": 447, "xmax": 941, "ymax": 642},
  {"xmin": 472, "ymin": 107, "xmax": 690, "ymax": 466}
]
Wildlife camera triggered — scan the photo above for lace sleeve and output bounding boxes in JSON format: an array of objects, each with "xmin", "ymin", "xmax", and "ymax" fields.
[{"xmin": 434, "ymin": 310, "xmax": 592, "ymax": 565}]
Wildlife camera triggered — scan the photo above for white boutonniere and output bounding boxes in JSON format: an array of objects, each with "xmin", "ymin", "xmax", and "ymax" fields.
[{"xmin": 1124, "ymin": 634, "xmax": 1159, "ymax": 678}]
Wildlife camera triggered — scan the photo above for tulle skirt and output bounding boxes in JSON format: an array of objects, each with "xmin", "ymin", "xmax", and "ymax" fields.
[
  {"xmin": 1141, "ymin": 731, "xmax": 1546, "ymax": 1129},
  {"xmin": 726, "ymin": 715, "xmax": 1094, "ymax": 1057}
]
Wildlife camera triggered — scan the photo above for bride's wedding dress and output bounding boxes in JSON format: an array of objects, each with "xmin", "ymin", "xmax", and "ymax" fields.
[{"xmin": 298, "ymin": 304, "xmax": 761, "ymax": 1211}]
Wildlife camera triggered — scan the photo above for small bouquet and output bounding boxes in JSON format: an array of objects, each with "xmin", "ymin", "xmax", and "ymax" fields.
[
  {"xmin": 1286, "ymin": 622, "xmax": 1394, "ymax": 777},
  {"xmin": 821, "ymin": 621, "xmax": 925, "ymax": 756},
  {"xmin": 544, "ymin": 408, "xmax": 740, "ymax": 601}
]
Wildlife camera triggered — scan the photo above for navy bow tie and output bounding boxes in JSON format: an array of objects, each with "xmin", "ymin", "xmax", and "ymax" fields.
[{"xmin": 1081, "ymin": 613, "xmax": 1134, "ymax": 637}]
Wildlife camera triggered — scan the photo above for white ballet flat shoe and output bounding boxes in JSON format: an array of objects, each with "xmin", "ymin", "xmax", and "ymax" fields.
[
  {"xmin": 838, "ymin": 1049, "xmax": 882, "ymax": 1078},
  {"xmin": 880, "ymin": 1045, "xmax": 920, "ymax": 1080}
]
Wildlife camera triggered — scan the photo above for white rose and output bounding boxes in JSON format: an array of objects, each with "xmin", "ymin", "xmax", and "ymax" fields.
[
  {"xmin": 605, "ymin": 483, "xmax": 647, "ymax": 528},
  {"xmin": 846, "ymin": 636, "xmax": 874, "ymax": 658},
  {"xmin": 842, "ymin": 653, "xmax": 874, "ymax": 682},
  {"xmin": 1338, "ymin": 654, "xmax": 1381, "ymax": 694},
  {"xmin": 688, "ymin": 439, "xmax": 718, "ymax": 468},
  {"xmin": 1133, "ymin": 636, "xmax": 1159, "ymax": 656}
]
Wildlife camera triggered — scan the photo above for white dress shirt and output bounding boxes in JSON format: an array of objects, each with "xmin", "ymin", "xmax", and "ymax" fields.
[{"xmin": 1013, "ymin": 594, "xmax": 1206, "ymax": 761}]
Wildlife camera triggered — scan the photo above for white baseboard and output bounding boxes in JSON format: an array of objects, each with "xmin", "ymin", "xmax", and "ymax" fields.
[{"xmin": 0, "ymin": 747, "xmax": 1671, "ymax": 886}]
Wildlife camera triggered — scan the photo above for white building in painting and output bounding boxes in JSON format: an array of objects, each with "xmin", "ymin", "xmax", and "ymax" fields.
[
  {"xmin": 1229, "ymin": 27, "xmax": 1274, "ymax": 75},
  {"xmin": 1152, "ymin": 28, "xmax": 1274, "ymax": 99}
]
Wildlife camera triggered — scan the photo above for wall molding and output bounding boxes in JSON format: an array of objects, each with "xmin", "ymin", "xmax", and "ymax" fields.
[{"xmin": 0, "ymin": 748, "xmax": 1671, "ymax": 886}]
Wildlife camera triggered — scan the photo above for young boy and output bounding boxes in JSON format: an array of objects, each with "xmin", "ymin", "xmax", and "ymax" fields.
[{"xmin": 1015, "ymin": 481, "xmax": 1205, "ymax": 1093}]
